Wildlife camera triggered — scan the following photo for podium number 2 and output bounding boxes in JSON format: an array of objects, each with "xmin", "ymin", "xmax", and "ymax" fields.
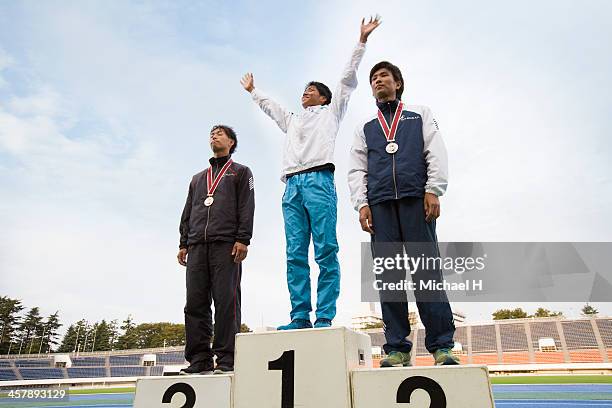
[
  {"xmin": 162, "ymin": 382, "xmax": 196, "ymax": 408},
  {"xmin": 268, "ymin": 350, "xmax": 295, "ymax": 408},
  {"xmin": 396, "ymin": 376, "xmax": 447, "ymax": 408}
]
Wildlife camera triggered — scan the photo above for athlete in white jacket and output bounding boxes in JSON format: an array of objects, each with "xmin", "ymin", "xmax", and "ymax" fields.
[{"xmin": 241, "ymin": 17, "xmax": 380, "ymax": 330}]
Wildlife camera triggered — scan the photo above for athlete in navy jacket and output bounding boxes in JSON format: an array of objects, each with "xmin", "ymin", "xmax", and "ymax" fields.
[{"xmin": 348, "ymin": 61, "xmax": 459, "ymax": 366}]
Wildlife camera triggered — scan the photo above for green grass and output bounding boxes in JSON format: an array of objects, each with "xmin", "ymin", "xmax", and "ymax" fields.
[
  {"xmin": 491, "ymin": 375, "xmax": 612, "ymax": 384},
  {"xmin": 68, "ymin": 386, "xmax": 135, "ymax": 394}
]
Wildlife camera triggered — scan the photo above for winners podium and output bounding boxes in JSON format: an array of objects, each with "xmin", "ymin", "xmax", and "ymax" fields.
[{"xmin": 134, "ymin": 327, "xmax": 495, "ymax": 407}]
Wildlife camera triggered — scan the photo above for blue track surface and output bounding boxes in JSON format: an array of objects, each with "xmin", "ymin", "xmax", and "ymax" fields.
[{"xmin": 2, "ymin": 385, "xmax": 610, "ymax": 407}]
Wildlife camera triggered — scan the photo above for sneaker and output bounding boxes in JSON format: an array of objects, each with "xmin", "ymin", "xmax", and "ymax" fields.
[
  {"xmin": 213, "ymin": 366, "xmax": 234, "ymax": 375},
  {"xmin": 433, "ymin": 348, "xmax": 460, "ymax": 366},
  {"xmin": 179, "ymin": 363, "xmax": 214, "ymax": 375},
  {"xmin": 380, "ymin": 351, "xmax": 412, "ymax": 367},
  {"xmin": 277, "ymin": 319, "xmax": 312, "ymax": 330},
  {"xmin": 314, "ymin": 318, "xmax": 332, "ymax": 328}
]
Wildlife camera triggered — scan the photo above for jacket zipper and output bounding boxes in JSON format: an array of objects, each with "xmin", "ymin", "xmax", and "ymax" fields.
[
  {"xmin": 204, "ymin": 162, "xmax": 219, "ymax": 241},
  {"xmin": 388, "ymin": 101, "xmax": 399, "ymax": 199},
  {"xmin": 392, "ymin": 153, "xmax": 399, "ymax": 199},
  {"xmin": 204, "ymin": 206, "xmax": 211, "ymax": 241}
]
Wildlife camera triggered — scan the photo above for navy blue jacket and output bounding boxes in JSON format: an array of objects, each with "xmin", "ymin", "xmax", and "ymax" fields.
[{"xmin": 348, "ymin": 99, "xmax": 448, "ymax": 210}]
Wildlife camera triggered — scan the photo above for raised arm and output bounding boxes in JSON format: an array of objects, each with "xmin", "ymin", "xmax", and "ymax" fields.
[
  {"xmin": 331, "ymin": 16, "xmax": 381, "ymax": 120},
  {"xmin": 241, "ymin": 73, "xmax": 293, "ymax": 134}
]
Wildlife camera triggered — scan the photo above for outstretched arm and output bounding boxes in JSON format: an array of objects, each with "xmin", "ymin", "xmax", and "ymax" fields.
[
  {"xmin": 331, "ymin": 16, "xmax": 381, "ymax": 120},
  {"xmin": 241, "ymin": 72, "xmax": 293, "ymax": 134}
]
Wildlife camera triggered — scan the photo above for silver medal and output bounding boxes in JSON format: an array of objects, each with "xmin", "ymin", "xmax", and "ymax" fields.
[
  {"xmin": 204, "ymin": 196, "xmax": 214, "ymax": 206},
  {"xmin": 386, "ymin": 142, "xmax": 399, "ymax": 154}
]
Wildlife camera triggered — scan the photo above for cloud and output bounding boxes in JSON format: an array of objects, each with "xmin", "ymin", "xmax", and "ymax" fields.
[{"xmin": 1, "ymin": 0, "xmax": 611, "ymax": 330}]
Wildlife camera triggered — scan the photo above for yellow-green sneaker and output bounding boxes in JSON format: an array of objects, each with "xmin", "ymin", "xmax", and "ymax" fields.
[
  {"xmin": 380, "ymin": 351, "xmax": 412, "ymax": 367},
  {"xmin": 433, "ymin": 348, "xmax": 460, "ymax": 366}
]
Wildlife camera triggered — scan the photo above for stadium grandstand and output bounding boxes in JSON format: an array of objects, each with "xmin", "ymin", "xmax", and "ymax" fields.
[
  {"xmin": 1, "ymin": 317, "xmax": 611, "ymax": 383},
  {"xmin": 364, "ymin": 316, "xmax": 612, "ymax": 373}
]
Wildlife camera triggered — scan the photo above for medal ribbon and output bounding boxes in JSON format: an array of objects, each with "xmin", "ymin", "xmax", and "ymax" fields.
[
  {"xmin": 377, "ymin": 101, "xmax": 404, "ymax": 142},
  {"xmin": 207, "ymin": 159, "xmax": 233, "ymax": 197}
]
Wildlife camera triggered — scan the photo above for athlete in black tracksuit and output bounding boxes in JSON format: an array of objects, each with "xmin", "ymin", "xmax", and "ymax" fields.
[{"xmin": 179, "ymin": 136, "xmax": 254, "ymax": 372}]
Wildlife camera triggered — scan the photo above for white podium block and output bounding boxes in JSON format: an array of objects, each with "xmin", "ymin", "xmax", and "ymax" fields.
[
  {"xmin": 351, "ymin": 365, "xmax": 495, "ymax": 408},
  {"xmin": 133, "ymin": 374, "xmax": 233, "ymax": 408},
  {"xmin": 234, "ymin": 327, "xmax": 371, "ymax": 408}
]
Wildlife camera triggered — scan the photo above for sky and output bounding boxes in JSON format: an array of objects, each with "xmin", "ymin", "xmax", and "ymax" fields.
[{"xmin": 1, "ymin": 0, "xmax": 611, "ymax": 332}]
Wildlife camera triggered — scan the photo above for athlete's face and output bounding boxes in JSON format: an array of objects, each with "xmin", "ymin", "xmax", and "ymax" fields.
[
  {"xmin": 371, "ymin": 68, "xmax": 402, "ymax": 101},
  {"xmin": 209, "ymin": 128, "xmax": 234, "ymax": 155},
  {"xmin": 301, "ymin": 85, "xmax": 327, "ymax": 108}
]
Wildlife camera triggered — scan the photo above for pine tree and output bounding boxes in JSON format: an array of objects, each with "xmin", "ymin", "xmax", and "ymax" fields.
[
  {"xmin": 18, "ymin": 307, "xmax": 43, "ymax": 355},
  {"xmin": 41, "ymin": 312, "xmax": 62, "ymax": 354},
  {"xmin": 492, "ymin": 308, "xmax": 528, "ymax": 320},
  {"xmin": 108, "ymin": 320, "xmax": 119, "ymax": 350},
  {"xmin": 58, "ymin": 324, "xmax": 77, "ymax": 353},
  {"xmin": 115, "ymin": 315, "xmax": 139, "ymax": 350},
  {"xmin": 0, "ymin": 296, "xmax": 24, "ymax": 354},
  {"xmin": 58, "ymin": 319, "xmax": 88, "ymax": 353},
  {"xmin": 92, "ymin": 320, "xmax": 114, "ymax": 351},
  {"xmin": 581, "ymin": 303, "xmax": 598, "ymax": 316}
]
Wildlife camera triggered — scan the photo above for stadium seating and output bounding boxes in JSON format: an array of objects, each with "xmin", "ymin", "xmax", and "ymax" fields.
[
  {"xmin": 471, "ymin": 325, "xmax": 497, "ymax": 353},
  {"xmin": 0, "ymin": 369, "xmax": 18, "ymax": 380},
  {"xmin": 596, "ymin": 318, "xmax": 612, "ymax": 347},
  {"xmin": 14, "ymin": 359, "xmax": 52, "ymax": 367},
  {"xmin": 500, "ymin": 323, "xmax": 529, "ymax": 351},
  {"xmin": 67, "ymin": 367, "xmax": 107, "ymax": 378},
  {"xmin": 563, "ymin": 321, "xmax": 599, "ymax": 349},
  {"xmin": 150, "ymin": 365, "xmax": 164, "ymax": 376},
  {"xmin": 155, "ymin": 351, "xmax": 185, "ymax": 364},
  {"xmin": 1, "ymin": 317, "xmax": 610, "ymax": 380},
  {"xmin": 109, "ymin": 354, "xmax": 142, "ymax": 366},
  {"xmin": 110, "ymin": 366, "xmax": 147, "ymax": 377},
  {"xmin": 19, "ymin": 368, "xmax": 64, "ymax": 380},
  {"xmin": 72, "ymin": 357, "xmax": 106, "ymax": 367}
]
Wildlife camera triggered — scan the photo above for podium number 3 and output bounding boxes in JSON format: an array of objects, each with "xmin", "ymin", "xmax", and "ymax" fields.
[
  {"xmin": 397, "ymin": 376, "xmax": 447, "ymax": 408},
  {"xmin": 162, "ymin": 382, "xmax": 196, "ymax": 408}
]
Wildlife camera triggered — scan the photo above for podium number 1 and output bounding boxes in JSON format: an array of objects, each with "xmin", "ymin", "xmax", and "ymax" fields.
[{"xmin": 268, "ymin": 350, "xmax": 295, "ymax": 408}]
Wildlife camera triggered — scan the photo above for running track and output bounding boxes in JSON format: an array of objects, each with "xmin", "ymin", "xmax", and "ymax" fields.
[{"xmin": 1, "ymin": 384, "xmax": 610, "ymax": 407}]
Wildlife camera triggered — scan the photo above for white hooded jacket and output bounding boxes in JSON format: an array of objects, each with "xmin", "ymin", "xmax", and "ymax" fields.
[{"xmin": 250, "ymin": 42, "xmax": 366, "ymax": 182}]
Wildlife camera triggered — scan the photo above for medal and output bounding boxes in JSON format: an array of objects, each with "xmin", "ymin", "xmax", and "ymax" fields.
[
  {"xmin": 377, "ymin": 101, "xmax": 404, "ymax": 154},
  {"xmin": 205, "ymin": 159, "xmax": 233, "ymax": 206},
  {"xmin": 385, "ymin": 142, "xmax": 398, "ymax": 154}
]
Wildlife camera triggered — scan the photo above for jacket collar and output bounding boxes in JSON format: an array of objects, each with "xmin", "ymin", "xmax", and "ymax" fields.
[
  {"xmin": 376, "ymin": 98, "xmax": 400, "ymax": 114},
  {"xmin": 305, "ymin": 104, "xmax": 327, "ymax": 113},
  {"xmin": 209, "ymin": 155, "xmax": 231, "ymax": 166}
]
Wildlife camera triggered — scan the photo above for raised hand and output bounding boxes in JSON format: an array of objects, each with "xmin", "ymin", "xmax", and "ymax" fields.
[
  {"xmin": 360, "ymin": 14, "xmax": 382, "ymax": 43},
  {"xmin": 240, "ymin": 72, "xmax": 255, "ymax": 93}
]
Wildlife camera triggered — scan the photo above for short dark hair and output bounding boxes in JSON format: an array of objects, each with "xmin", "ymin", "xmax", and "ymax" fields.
[
  {"xmin": 369, "ymin": 61, "xmax": 404, "ymax": 100},
  {"xmin": 210, "ymin": 124, "xmax": 238, "ymax": 154},
  {"xmin": 305, "ymin": 81, "xmax": 332, "ymax": 105}
]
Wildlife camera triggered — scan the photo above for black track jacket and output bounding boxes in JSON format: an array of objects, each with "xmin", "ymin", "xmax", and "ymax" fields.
[{"xmin": 179, "ymin": 155, "xmax": 255, "ymax": 248}]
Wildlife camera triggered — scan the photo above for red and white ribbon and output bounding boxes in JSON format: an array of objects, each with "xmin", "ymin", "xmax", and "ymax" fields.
[
  {"xmin": 207, "ymin": 159, "xmax": 233, "ymax": 197},
  {"xmin": 377, "ymin": 101, "xmax": 404, "ymax": 142}
]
